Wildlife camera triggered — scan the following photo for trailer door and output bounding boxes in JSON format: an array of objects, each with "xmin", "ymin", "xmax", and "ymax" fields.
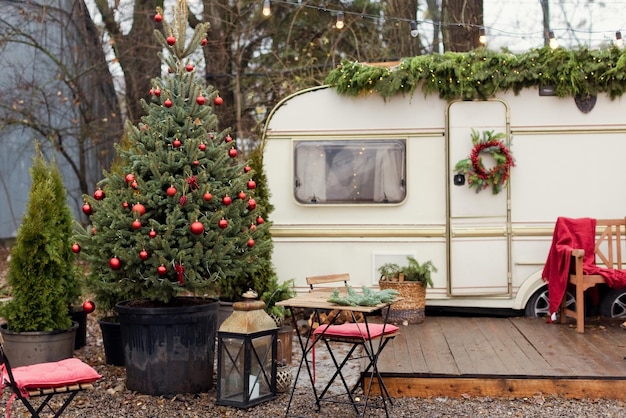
[{"xmin": 447, "ymin": 100, "xmax": 511, "ymax": 297}]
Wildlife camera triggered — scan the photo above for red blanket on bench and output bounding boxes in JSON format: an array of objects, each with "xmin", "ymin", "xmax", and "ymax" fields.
[{"xmin": 542, "ymin": 217, "xmax": 626, "ymax": 315}]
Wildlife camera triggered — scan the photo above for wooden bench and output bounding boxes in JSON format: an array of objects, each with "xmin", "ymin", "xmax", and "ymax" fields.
[{"xmin": 560, "ymin": 218, "xmax": 626, "ymax": 333}]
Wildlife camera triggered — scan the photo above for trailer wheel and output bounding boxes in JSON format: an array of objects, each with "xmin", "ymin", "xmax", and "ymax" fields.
[
  {"xmin": 599, "ymin": 288, "xmax": 626, "ymax": 318},
  {"xmin": 525, "ymin": 285, "xmax": 575, "ymax": 317}
]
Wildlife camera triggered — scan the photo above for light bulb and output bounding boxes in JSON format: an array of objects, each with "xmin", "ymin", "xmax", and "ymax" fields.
[
  {"xmin": 410, "ymin": 21, "xmax": 418, "ymax": 38},
  {"xmin": 548, "ymin": 31, "xmax": 559, "ymax": 49},
  {"xmin": 616, "ymin": 31, "xmax": 623, "ymax": 48},
  {"xmin": 335, "ymin": 12, "xmax": 344, "ymax": 30},
  {"xmin": 262, "ymin": 0, "xmax": 270, "ymax": 17},
  {"xmin": 479, "ymin": 29, "xmax": 486, "ymax": 45}
]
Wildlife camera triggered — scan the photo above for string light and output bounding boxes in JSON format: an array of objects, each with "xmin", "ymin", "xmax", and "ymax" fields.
[
  {"xmin": 335, "ymin": 12, "xmax": 344, "ymax": 30},
  {"xmin": 548, "ymin": 30, "xmax": 559, "ymax": 49},
  {"xmin": 410, "ymin": 21, "xmax": 419, "ymax": 38},
  {"xmin": 262, "ymin": 0, "xmax": 270, "ymax": 17},
  {"xmin": 616, "ymin": 31, "xmax": 623, "ymax": 48},
  {"xmin": 261, "ymin": 1, "xmax": 624, "ymax": 50},
  {"xmin": 479, "ymin": 28, "xmax": 487, "ymax": 45}
]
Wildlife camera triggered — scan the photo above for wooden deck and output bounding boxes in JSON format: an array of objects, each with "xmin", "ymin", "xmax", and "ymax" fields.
[{"xmin": 364, "ymin": 316, "xmax": 626, "ymax": 400}]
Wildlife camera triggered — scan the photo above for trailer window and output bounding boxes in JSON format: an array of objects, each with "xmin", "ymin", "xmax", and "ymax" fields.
[{"xmin": 294, "ymin": 140, "xmax": 406, "ymax": 204}]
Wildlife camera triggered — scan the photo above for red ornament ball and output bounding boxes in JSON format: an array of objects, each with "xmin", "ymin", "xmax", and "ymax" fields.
[
  {"xmin": 238, "ymin": 191, "xmax": 247, "ymax": 200},
  {"xmin": 71, "ymin": 243, "xmax": 81, "ymax": 254},
  {"xmin": 131, "ymin": 180, "xmax": 138, "ymax": 189},
  {"xmin": 157, "ymin": 265, "xmax": 167, "ymax": 276},
  {"xmin": 249, "ymin": 224, "xmax": 257, "ymax": 231},
  {"xmin": 244, "ymin": 165, "xmax": 252, "ymax": 173},
  {"xmin": 139, "ymin": 250, "xmax": 149, "ymax": 261},
  {"xmin": 185, "ymin": 64, "xmax": 194, "ymax": 72},
  {"xmin": 132, "ymin": 203, "xmax": 146, "ymax": 216},
  {"xmin": 154, "ymin": 13, "xmax": 163, "ymax": 23},
  {"xmin": 132, "ymin": 219, "xmax": 142, "ymax": 230},
  {"xmin": 225, "ymin": 135, "xmax": 233, "ymax": 143},
  {"xmin": 199, "ymin": 143, "xmax": 206, "ymax": 151},
  {"xmin": 256, "ymin": 216, "xmax": 265, "ymax": 225},
  {"xmin": 196, "ymin": 96, "xmax": 206, "ymax": 105},
  {"xmin": 247, "ymin": 239, "xmax": 255, "ymax": 248},
  {"xmin": 218, "ymin": 219, "xmax": 228, "ymax": 229},
  {"xmin": 93, "ymin": 189, "xmax": 105, "ymax": 200},
  {"xmin": 122, "ymin": 201, "xmax": 129, "ymax": 209},
  {"xmin": 149, "ymin": 229, "xmax": 157, "ymax": 239},
  {"xmin": 201, "ymin": 38, "xmax": 208, "ymax": 46},
  {"xmin": 125, "ymin": 173, "xmax": 135, "ymax": 183},
  {"xmin": 193, "ymin": 160, "xmax": 200, "ymax": 166},
  {"xmin": 228, "ymin": 148, "xmax": 238, "ymax": 158},
  {"xmin": 166, "ymin": 36, "xmax": 176, "ymax": 46},
  {"xmin": 222, "ymin": 195, "xmax": 232, "ymax": 206},
  {"xmin": 91, "ymin": 227, "xmax": 97, "ymax": 235},
  {"xmin": 166, "ymin": 186, "xmax": 177, "ymax": 197},
  {"xmin": 82, "ymin": 300, "xmax": 96, "ymax": 314},
  {"xmin": 109, "ymin": 257, "xmax": 121, "ymax": 270},
  {"xmin": 214, "ymin": 96, "xmax": 223, "ymax": 106},
  {"xmin": 82, "ymin": 203, "xmax": 93, "ymax": 216},
  {"xmin": 173, "ymin": 139, "xmax": 181, "ymax": 148},
  {"xmin": 154, "ymin": 88, "xmax": 161, "ymax": 97},
  {"xmin": 164, "ymin": 99, "xmax": 173, "ymax": 108},
  {"xmin": 190, "ymin": 221, "xmax": 204, "ymax": 235},
  {"xmin": 247, "ymin": 180, "xmax": 256, "ymax": 190},
  {"xmin": 247, "ymin": 198, "xmax": 257, "ymax": 211},
  {"xmin": 203, "ymin": 192, "xmax": 213, "ymax": 202}
]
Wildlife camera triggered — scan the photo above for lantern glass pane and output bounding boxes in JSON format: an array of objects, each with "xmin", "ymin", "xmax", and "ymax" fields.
[
  {"xmin": 219, "ymin": 337, "xmax": 245, "ymax": 403},
  {"xmin": 250, "ymin": 334, "xmax": 273, "ymax": 400}
]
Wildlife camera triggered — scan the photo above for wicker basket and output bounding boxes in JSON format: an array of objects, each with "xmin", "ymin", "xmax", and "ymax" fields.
[{"xmin": 379, "ymin": 280, "xmax": 426, "ymax": 324}]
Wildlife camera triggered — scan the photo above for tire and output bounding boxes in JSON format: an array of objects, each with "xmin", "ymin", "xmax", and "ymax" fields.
[
  {"xmin": 524, "ymin": 285, "xmax": 575, "ymax": 317},
  {"xmin": 599, "ymin": 288, "xmax": 626, "ymax": 318}
]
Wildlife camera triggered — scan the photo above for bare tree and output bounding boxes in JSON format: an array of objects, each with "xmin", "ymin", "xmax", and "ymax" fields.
[{"xmin": 0, "ymin": 0, "xmax": 121, "ymax": 232}]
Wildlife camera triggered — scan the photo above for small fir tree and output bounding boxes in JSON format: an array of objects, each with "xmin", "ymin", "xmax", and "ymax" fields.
[
  {"xmin": 1, "ymin": 150, "xmax": 79, "ymax": 332},
  {"xmin": 75, "ymin": 1, "xmax": 272, "ymax": 307}
]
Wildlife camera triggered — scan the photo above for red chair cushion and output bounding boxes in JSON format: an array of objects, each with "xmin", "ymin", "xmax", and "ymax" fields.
[
  {"xmin": 4, "ymin": 358, "xmax": 101, "ymax": 396},
  {"xmin": 313, "ymin": 323, "xmax": 398, "ymax": 339}
]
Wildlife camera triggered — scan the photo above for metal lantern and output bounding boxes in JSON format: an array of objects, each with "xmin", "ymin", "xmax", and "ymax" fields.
[{"xmin": 216, "ymin": 289, "xmax": 278, "ymax": 408}]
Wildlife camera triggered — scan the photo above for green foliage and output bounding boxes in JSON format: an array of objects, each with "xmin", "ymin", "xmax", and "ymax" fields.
[
  {"xmin": 402, "ymin": 256, "xmax": 436, "ymax": 287},
  {"xmin": 327, "ymin": 286, "xmax": 399, "ymax": 307},
  {"xmin": 74, "ymin": 4, "xmax": 273, "ymax": 307},
  {"xmin": 378, "ymin": 256, "xmax": 436, "ymax": 288},
  {"xmin": 326, "ymin": 46, "xmax": 626, "ymax": 101},
  {"xmin": 1, "ymin": 151, "xmax": 79, "ymax": 332},
  {"xmin": 261, "ymin": 276, "xmax": 296, "ymax": 320}
]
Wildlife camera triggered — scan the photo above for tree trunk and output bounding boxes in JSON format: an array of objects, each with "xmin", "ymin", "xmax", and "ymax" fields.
[{"xmin": 441, "ymin": 0, "xmax": 484, "ymax": 52}]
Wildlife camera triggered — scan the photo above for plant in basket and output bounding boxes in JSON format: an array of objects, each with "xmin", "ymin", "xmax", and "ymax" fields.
[
  {"xmin": 0, "ymin": 150, "xmax": 85, "ymax": 366},
  {"xmin": 378, "ymin": 256, "xmax": 436, "ymax": 324},
  {"xmin": 73, "ymin": 1, "xmax": 272, "ymax": 395}
]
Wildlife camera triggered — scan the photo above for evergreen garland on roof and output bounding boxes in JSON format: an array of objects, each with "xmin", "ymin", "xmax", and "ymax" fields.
[{"xmin": 325, "ymin": 46, "xmax": 626, "ymax": 101}]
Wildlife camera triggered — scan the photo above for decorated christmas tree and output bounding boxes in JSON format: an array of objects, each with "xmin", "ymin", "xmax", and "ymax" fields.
[{"xmin": 74, "ymin": 0, "xmax": 272, "ymax": 309}]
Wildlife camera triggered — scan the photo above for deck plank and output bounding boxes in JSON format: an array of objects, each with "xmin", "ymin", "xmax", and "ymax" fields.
[{"xmin": 366, "ymin": 316, "xmax": 626, "ymax": 399}]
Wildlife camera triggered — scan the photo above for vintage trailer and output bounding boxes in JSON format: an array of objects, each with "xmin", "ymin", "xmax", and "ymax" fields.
[{"xmin": 261, "ymin": 84, "xmax": 626, "ymax": 317}]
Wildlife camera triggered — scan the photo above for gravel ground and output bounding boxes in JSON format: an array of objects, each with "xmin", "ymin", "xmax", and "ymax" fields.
[
  {"xmin": 1, "ymin": 246, "xmax": 625, "ymax": 417},
  {"xmin": 1, "ymin": 314, "xmax": 625, "ymax": 417}
]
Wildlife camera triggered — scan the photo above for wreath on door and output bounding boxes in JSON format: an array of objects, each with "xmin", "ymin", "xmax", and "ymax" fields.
[{"xmin": 454, "ymin": 129, "xmax": 515, "ymax": 195}]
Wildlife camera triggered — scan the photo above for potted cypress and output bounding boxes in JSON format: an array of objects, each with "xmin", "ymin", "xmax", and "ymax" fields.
[
  {"xmin": 0, "ymin": 150, "xmax": 82, "ymax": 367},
  {"xmin": 73, "ymin": 2, "xmax": 271, "ymax": 396},
  {"xmin": 379, "ymin": 256, "xmax": 436, "ymax": 324}
]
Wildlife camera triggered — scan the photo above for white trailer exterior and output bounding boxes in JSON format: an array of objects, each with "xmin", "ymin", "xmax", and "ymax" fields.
[{"xmin": 262, "ymin": 85, "xmax": 626, "ymax": 314}]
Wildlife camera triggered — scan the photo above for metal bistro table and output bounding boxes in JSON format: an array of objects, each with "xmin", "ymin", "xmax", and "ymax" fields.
[{"xmin": 277, "ymin": 293, "xmax": 401, "ymax": 417}]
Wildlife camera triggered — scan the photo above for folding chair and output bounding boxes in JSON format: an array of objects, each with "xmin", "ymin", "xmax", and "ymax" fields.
[
  {"xmin": 306, "ymin": 274, "xmax": 399, "ymax": 417},
  {"xmin": 1, "ymin": 337, "xmax": 101, "ymax": 418}
]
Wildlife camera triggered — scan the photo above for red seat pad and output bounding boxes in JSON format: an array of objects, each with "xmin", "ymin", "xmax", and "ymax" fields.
[
  {"xmin": 313, "ymin": 323, "xmax": 399, "ymax": 338},
  {"xmin": 3, "ymin": 358, "xmax": 101, "ymax": 397}
]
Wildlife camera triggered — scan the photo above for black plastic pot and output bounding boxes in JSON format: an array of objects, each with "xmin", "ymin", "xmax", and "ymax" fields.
[
  {"xmin": 70, "ymin": 308, "xmax": 87, "ymax": 349},
  {"xmin": 116, "ymin": 297, "xmax": 218, "ymax": 395},
  {"xmin": 98, "ymin": 316, "xmax": 124, "ymax": 366}
]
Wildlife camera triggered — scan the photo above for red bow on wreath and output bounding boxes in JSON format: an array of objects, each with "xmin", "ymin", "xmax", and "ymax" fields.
[{"xmin": 454, "ymin": 129, "xmax": 515, "ymax": 195}]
